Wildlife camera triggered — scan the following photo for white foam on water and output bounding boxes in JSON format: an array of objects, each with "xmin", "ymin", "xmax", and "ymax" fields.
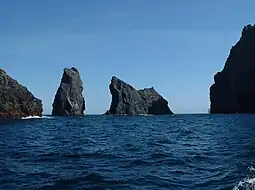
[
  {"xmin": 233, "ymin": 177, "xmax": 255, "ymax": 190},
  {"xmin": 249, "ymin": 167, "xmax": 255, "ymax": 172},
  {"xmin": 139, "ymin": 114, "xmax": 154, "ymax": 116},
  {"xmin": 21, "ymin": 115, "xmax": 53, "ymax": 120},
  {"xmin": 233, "ymin": 167, "xmax": 255, "ymax": 190}
]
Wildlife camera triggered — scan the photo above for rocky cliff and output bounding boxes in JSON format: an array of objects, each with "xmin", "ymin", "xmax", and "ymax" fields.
[
  {"xmin": 52, "ymin": 67, "xmax": 85, "ymax": 116},
  {"xmin": 210, "ymin": 24, "xmax": 255, "ymax": 113},
  {"xmin": 105, "ymin": 76, "xmax": 173, "ymax": 115},
  {"xmin": 0, "ymin": 69, "xmax": 43, "ymax": 119}
]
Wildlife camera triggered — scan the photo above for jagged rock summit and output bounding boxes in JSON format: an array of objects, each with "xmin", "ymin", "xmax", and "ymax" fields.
[
  {"xmin": 105, "ymin": 76, "xmax": 173, "ymax": 115},
  {"xmin": 0, "ymin": 69, "xmax": 43, "ymax": 119},
  {"xmin": 52, "ymin": 67, "xmax": 85, "ymax": 116},
  {"xmin": 210, "ymin": 24, "xmax": 255, "ymax": 113}
]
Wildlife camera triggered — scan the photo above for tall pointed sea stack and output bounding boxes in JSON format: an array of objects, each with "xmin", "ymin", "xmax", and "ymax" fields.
[
  {"xmin": 0, "ymin": 69, "xmax": 43, "ymax": 119},
  {"xmin": 105, "ymin": 76, "xmax": 173, "ymax": 115},
  {"xmin": 210, "ymin": 24, "xmax": 255, "ymax": 113},
  {"xmin": 52, "ymin": 67, "xmax": 85, "ymax": 116}
]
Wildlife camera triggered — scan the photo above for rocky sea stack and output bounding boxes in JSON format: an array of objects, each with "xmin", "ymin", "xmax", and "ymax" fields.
[
  {"xmin": 0, "ymin": 69, "xmax": 43, "ymax": 119},
  {"xmin": 52, "ymin": 67, "xmax": 85, "ymax": 116},
  {"xmin": 210, "ymin": 24, "xmax": 255, "ymax": 113},
  {"xmin": 105, "ymin": 76, "xmax": 173, "ymax": 115}
]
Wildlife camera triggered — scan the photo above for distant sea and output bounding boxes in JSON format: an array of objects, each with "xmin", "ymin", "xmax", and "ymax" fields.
[{"xmin": 1, "ymin": 114, "xmax": 255, "ymax": 190}]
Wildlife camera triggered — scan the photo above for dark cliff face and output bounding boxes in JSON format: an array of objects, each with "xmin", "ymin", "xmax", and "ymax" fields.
[
  {"xmin": 0, "ymin": 69, "xmax": 43, "ymax": 119},
  {"xmin": 106, "ymin": 76, "xmax": 173, "ymax": 115},
  {"xmin": 52, "ymin": 67, "xmax": 85, "ymax": 116},
  {"xmin": 210, "ymin": 24, "xmax": 255, "ymax": 113}
]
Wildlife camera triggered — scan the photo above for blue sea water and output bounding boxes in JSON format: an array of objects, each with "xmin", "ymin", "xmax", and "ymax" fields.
[{"xmin": 0, "ymin": 114, "xmax": 255, "ymax": 190}]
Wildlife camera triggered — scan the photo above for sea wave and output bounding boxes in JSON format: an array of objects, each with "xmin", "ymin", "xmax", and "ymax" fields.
[
  {"xmin": 21, "ymin": 115, "xmax": 53, "ymax": 120},
  {"xmin": 233, "ymin": 167, "xmax": 255, "ymax": 190},
  {"xmin": 139, "ymin": 114, "xmax": 153, "ymax": 116},
  {"xmin": 233, "ymin": 177, "xmax": 255, "ymax": 190}
]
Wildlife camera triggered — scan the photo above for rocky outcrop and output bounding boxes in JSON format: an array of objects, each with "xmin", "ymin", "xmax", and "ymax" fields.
[
  {"xmin": 210, "ymin": 24, "xmax": 255, "ymax": 113},
  {"xmin": 0, "ymin": 69, "xmax": 43, "ymax": 119},
  {"xmin": 105, "ymin": 76, "xmax": 173, "ymax": 115},
  {"xmin": 52, "ymin": 67, "xmax": 85, "ymax": 116}
]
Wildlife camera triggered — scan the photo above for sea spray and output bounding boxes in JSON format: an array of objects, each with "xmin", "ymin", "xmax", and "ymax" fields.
[{"xmin": 233, "ymin": 167, "xmax": 255, "ymax": 190}]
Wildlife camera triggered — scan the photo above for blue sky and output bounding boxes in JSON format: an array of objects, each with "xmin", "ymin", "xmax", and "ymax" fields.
[{"xmin": 0, "ymin": 0, "xmax": 254, "ymax": 114}]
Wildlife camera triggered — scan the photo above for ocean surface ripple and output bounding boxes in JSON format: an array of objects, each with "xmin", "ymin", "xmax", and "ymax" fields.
[{"xmin": 1, "ymin": 114, "xmax": 255, "ymax": 190}]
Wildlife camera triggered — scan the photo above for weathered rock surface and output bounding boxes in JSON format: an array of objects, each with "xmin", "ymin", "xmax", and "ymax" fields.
[
  {"xmin": 210, "ymin": 24, "xmax": 255, "ymax": 113},
  {"xmin": 0, "ymin": 69, "xmax": 43, "ymax": 119},
  {"xmin": 52, "ymin": 67, "xmax": 85, "ymax": 116},
  {"xmin": 105, "ymin": 76, "xmax": 173, "ymax": 115}
]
